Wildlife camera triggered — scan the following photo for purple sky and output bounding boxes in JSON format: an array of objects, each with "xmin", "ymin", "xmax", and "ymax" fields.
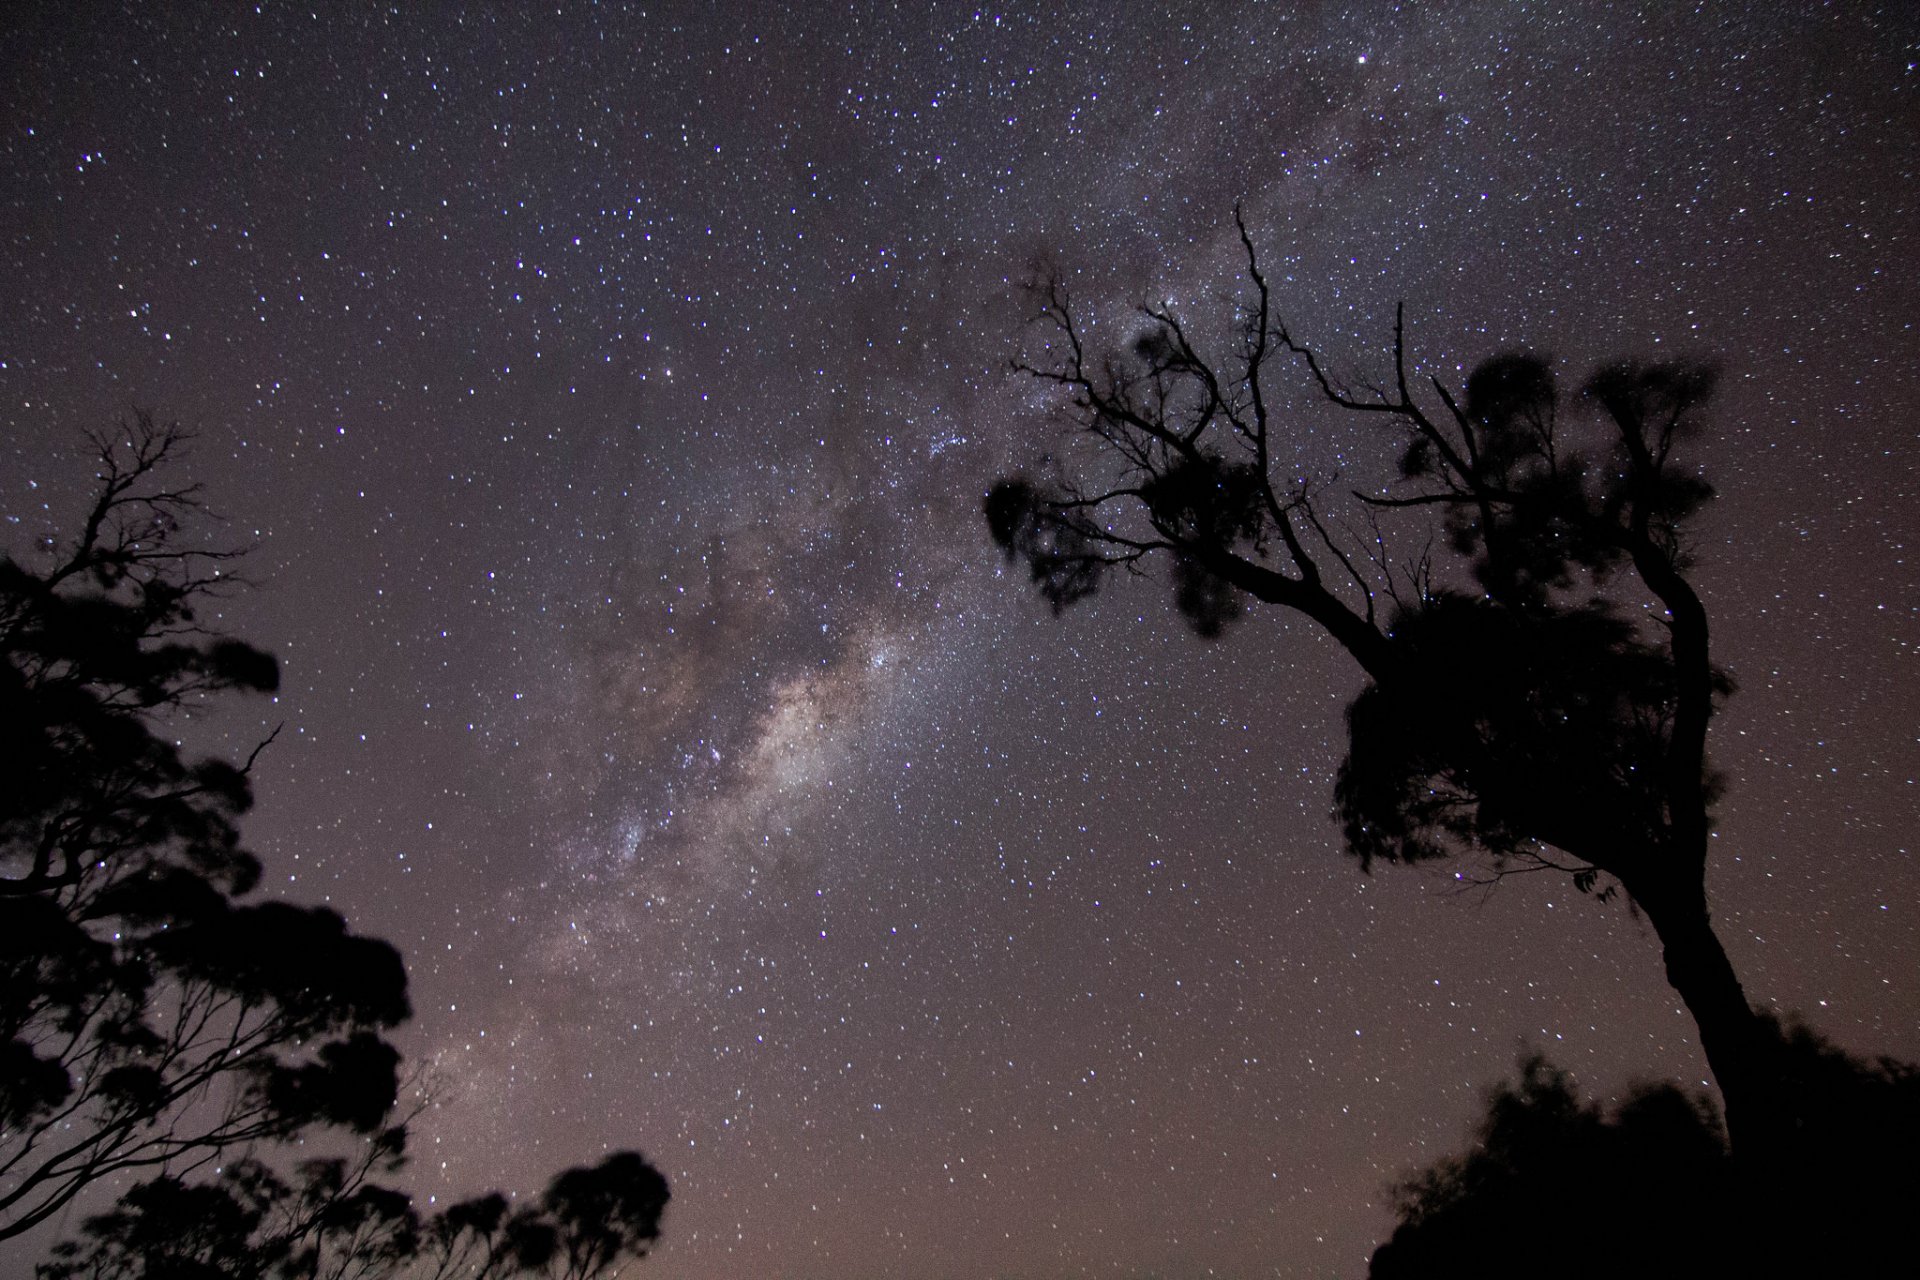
[{"xmin": 4, "ymin": 4, "xmax": 1916, "ymax": 1276}]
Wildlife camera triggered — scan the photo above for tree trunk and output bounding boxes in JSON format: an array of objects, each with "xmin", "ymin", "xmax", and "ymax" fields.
[
  {"xmin": 1633, "ymin": 877, "xmax": 1846, "ymax": 1271},
  {"xmin": 1633, "ymin": 877, "xmax": 1782, "ymax": 1161}
]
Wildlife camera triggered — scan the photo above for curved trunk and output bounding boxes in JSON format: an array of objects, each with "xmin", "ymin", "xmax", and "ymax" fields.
[
  {"xmin": 1633, "ymin": 882, "xmax": 1821, "ymax": 1274},
  {"xmin": 1631, "ymin": 877, "xmax": 1783, "ymax": 1163}
]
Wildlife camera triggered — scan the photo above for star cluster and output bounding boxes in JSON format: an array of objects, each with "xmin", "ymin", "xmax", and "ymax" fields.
[{"xmin": 4, "ymin": 4, "xmax": 1916, "ymax": 1276}]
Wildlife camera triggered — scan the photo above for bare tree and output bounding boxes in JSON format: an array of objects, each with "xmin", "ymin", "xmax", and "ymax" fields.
[{"xmin": 986, "ymin": 212, "xmax": 1786, "ymax": 1159}]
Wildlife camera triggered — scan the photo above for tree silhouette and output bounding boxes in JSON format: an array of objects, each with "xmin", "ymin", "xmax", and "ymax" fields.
[
  {"xmin": 1370, "ymin": 1056, "xmax": 1732, "ymax": 1279},
  {"xmin": 38, "ymin": 1148, "xmax": 669, "ymax": 1280},
  {"xmin": 985, "ymin": 212, "xmax": 1795, "ymax": 1161},
  {"xmin": 1370, "ymin": 1020, "xmax": 1919, "ymax": 1276},
  {"xmin": 2, "ymin": 417, "xmax": 667, "ymax": 1276}
]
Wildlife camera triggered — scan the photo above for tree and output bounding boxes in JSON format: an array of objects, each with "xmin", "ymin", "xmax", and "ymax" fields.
[
  {"xmin": 1369, "ymin": 1020, "xmax": 1919, "ymax": 1276},
  {"xmin": 38, "ymin": 1148, "xmax": 670, "ymax": 1280},
  {"xmin": 2, "ymin": 417, "xmax": 667, "ymax": 1276},
  {"xmin": 984, "ymin": 212, "xmax": 1782, "ymax": 1160},
  {"xmin": 1370, "ymin": 1056, "xmax": 1733, "ymax": 1279}
]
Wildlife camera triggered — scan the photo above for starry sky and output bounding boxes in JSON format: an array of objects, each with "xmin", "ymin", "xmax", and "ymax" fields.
[{"xmin": 3, "ymin": 3, "xmax": 1917, "ymax": 1276}]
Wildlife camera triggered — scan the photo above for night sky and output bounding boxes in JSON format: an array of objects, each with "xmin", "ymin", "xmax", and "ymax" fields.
[{"xmin": 4, "ymin": 4, "xmax": 1917, "ymax": 1276}]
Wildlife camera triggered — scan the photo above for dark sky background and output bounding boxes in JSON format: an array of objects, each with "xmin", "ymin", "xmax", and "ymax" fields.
[{"xmin": 4, "ymin": 3, "xmax": 1917, "ymax": 1276}]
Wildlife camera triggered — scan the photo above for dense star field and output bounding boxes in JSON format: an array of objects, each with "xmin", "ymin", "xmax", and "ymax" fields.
[{"xmin": 4, "ymin": 3, "xmax": 1916, "ymax": 1275}]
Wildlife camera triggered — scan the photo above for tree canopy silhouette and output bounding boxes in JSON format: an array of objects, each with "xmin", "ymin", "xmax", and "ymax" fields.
[
  {"xmin": 1369, "ymin": 1019, "xmax": 1919, "ymax": 1277},
  {"xmin": 37, "ymin": 1147, "xmax": 669, "ymax": 1280},
  {"xmin": 1371, "ymin": 1055, "xmax": 1733, "ymax": 1279},
  {"xmin": 984, "ymin": 212, "xmax": 1791, "ymax": 1160},
  {"xmin": 2, "ymin": 417, "xmax": 667, "ymax": 1277}
]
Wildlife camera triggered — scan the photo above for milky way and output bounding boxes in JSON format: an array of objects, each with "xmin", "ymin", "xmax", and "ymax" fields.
[{"xmin": 4, "ymin": 4, "xmax": 1917, "ymax": 1276}]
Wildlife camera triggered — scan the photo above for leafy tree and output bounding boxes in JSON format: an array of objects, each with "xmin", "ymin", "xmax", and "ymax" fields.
[
  {"xmin": 38, "ymin": 1148, "xmax": 669, "ymax": 1280},
  {"xmin": 1370, "ymin": 1021, "xmax": 1919, "ymax": 1276},
  {"xmin": 2, "ymin": 417, "xmax": 667, "ymax": 1276},
  {"xmin": 1370, "ymin": 1056, "xmax": 1733, "ymax": 1279},
  {"xmin": 984, "ymin": 212, "xmax": 1794, "ymax": 1159}
]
